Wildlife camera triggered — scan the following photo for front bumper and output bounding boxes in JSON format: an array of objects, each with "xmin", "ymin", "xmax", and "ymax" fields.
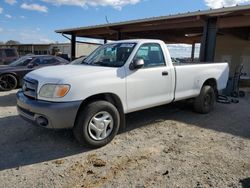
[{"xmin": 17, "ymin": 91, "xmax": 82, "ymax": 129}]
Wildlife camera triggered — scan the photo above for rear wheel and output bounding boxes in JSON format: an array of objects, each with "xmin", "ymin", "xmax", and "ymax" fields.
[
  {"xmin": 194, "ymin": 85, "xmax": 216, "ymax": 114},
  {"xmin": 0, "ymin": 74, "xmax": 18, "ymax": 91},
  {"xmin": 73, "ymin": 101, "xmax": 120, "ymax": 148}
]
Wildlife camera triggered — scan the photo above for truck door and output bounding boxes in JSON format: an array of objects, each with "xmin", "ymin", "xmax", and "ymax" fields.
[{"xmin": 126, "ymin": 43, "xmax": 174, "ymax": 112}]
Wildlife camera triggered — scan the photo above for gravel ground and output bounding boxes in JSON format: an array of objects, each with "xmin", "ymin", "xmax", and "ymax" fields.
[{"xmin": 0, "ymin": 89, "xmax": 249, "ymax": 188}]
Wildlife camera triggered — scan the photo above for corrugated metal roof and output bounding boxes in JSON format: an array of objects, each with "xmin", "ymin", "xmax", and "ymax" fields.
[{"xmin": 55, "ymin": 4, "xmax": 250, "ymax": 33}]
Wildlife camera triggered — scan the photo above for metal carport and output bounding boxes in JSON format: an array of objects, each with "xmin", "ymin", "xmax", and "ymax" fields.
[{"xmin": 56, "ymin": 5, "xmax": 250, "ymax": 84}]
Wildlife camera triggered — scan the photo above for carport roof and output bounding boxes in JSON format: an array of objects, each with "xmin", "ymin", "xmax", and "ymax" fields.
[{"xmin": 55, "ymin": 4, "xmax": 250, "ymax": 43}]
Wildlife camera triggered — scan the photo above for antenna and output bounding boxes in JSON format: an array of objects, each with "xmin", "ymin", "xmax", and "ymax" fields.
[{"xmin": 105, "ymin": 16, "xmax": 110, "ymax": 24}]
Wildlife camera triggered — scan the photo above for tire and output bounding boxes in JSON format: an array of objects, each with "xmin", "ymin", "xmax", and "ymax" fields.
[
  {"xmin": 0, "ymin": 74, "xmax": 18, "ymax": 91},
  {"xmin": 194, "ymin": 85, "xmax": 216, "ymax": 114},
  {"xmin": 73, "ymin": 100, "xmax": 120, "ymax": 148}
]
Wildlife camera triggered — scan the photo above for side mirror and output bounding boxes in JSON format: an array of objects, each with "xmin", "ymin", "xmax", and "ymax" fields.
[{"xmin": 129, "ymin": 59, "xmax": 144, "ymax": 70}]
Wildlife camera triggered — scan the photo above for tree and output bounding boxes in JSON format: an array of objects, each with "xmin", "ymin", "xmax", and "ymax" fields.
[{"xmin": 5, "ymin": 40, "xmax": 21, "ymax": 45}]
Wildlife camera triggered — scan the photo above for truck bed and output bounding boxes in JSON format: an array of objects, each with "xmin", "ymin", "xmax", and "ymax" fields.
[{"xmin": 173, "ymin": 62, "xmax": 229, "ymax": 101}]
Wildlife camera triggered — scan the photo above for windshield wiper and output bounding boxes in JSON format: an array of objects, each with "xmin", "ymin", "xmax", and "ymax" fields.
[
  {"xmin": 85, "ymin": 61, "xmax": 118, "ymax": 67},
  {"xmin": 92, "ymin": 61, "xmax": 103, "ymax": 65}
]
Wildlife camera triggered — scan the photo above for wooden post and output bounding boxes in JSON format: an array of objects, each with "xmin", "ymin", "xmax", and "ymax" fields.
[{"xmin": 117, "ymin": 31, "xmax": 122, "ymax": 40}]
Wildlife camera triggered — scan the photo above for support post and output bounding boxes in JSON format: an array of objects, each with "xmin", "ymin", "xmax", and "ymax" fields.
[
  {"xmin": 71, "ymin": 34, "xmax": 76, "ymax": 61},
  {"xmin": 117, "ymin": 31, "xmax": 122, "ymax": 40},
  {"xmin": 200, "ymin": 18, "xmax": 218, "ymax": 62},
  {"xmin": 31, "ymin": 45, "xmax": 34, "ymax": 54},
  {"xmin": 191, "ymin": 43, "xmax": 195, "ymax": 62}
]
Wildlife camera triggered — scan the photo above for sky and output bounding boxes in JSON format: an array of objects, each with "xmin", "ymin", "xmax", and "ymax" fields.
[{"xmin": 0, "ymin": 0, "xmax": 250, "ymax": 57}]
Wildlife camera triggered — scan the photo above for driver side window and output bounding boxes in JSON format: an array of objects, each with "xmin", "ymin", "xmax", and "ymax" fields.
[{"xmin": 134, "ymin": 43, "xmax": 165, "ymax": 68}]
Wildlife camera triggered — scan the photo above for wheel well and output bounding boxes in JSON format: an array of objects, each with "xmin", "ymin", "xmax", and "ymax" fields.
[
  {"xmin": 0, "ymin": 73, "xmax": 19, "ymax": 84},
  {"xmin": 203, "ymin": 78, "xmax": 217, "ymax": 94},
  {"xmin": 78, "ymin": 93, "xmax": 123, "ymax": 111},
  {"xmin": 75, "ymin": 93, "xmax": 126, "ymax": 131}
]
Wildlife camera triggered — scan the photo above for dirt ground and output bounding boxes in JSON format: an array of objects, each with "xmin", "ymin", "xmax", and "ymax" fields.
[{"xmin": 0, "ymin": 89, "xmax": 249, "ymax": 188}]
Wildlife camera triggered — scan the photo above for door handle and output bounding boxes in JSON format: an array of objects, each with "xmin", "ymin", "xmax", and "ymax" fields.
[{"xmin": 162, "ymin": 71, "xmax": 168, "ymax": 76}]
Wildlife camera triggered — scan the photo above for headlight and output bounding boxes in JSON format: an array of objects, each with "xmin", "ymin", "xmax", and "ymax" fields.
[{"xmin": 39, "ymin": 84, "xmax": 70, "ymax": 98}]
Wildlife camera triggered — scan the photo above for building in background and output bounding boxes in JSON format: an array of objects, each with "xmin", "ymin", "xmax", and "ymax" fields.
[
  {"xmin": 50, "ymin": 42, "xmax": 100, "ymax": 58},
  {"xmin": 0, "ymin": 44, "xmax": 50, "ymax": 56},
  {"xmin": 0, "ymin": 42, "xmax": 100, "ymax": 59}
]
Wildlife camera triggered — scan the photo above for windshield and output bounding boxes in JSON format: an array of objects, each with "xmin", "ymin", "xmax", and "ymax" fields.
[
  {"xmin": 10, "ymin": 56, "xmax": 35, "ymax": 67},
  {"xmin": 83, "ymin": 43, "xmax": 136, "ymax": 67}
]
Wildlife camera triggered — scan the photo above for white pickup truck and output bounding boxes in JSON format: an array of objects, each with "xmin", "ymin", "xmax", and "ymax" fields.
[{"xmin": 17, "ymin": 39, "xmax": 229, "ymax": 148}]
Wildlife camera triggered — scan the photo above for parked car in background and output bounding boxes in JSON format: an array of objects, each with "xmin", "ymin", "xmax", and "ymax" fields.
[
  {"xmin": 0, "ymin": 55, "xmax": 69, "ymax": 91},
  {"xmin": 0, "ymin": 48, "xmax": 19, "ymax": 65}
]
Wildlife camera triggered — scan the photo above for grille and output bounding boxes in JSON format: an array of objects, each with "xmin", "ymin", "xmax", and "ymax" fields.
[{"xmin": 22, "ymin": 77, "xmax": 38, "ymax": 99}]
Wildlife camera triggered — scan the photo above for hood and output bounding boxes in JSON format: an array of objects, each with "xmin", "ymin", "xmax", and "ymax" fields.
[{"xmin": 25, "ymin": 65, "xmax": 118, "ymax": 84}]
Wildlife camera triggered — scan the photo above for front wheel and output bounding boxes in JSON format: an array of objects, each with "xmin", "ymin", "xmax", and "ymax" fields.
[
  {"xmin": 194, "ymin": 85, "xmax": 216, "ymax": 114},
  {"xmin": 0, "ymin": 74, "xmax": 18, "ymax": 91},
  {"xmin": 73, "ymin": 101, "xmax": 120, "ymax": 148}
]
